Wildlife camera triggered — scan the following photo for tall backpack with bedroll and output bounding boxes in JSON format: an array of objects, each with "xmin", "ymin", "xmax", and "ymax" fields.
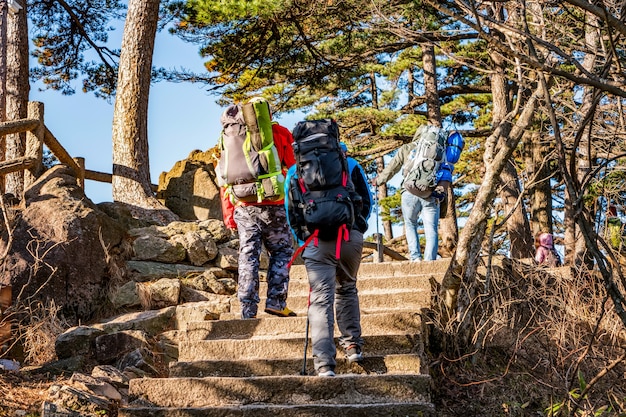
[
  {"xmin": 215, "ymin": 98, "xmax": 285, "ymax": 203},
  {"xmin": 288, "ymin": 119, "xmax": 360, "ymax": 242},
  {"xmin": 402, "ymin": 124, "xmax": 448, "ymax": 198}
]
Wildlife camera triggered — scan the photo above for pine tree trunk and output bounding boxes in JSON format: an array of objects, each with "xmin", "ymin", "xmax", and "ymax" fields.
[
  {"xmin": 564, "ymin": 12, "xmax": 598, "ymax": 267},
  {"xmin": 440, "ymin": 29, "xmax": 543, "ymax": 319},
  {"xmin": 440, "ymin": 84, "xmax": 541, "ymax": 318},
  {"xmin": 0, "ymin": 0, "xmax": 7, "ymax": 122},
  {"xmin": 527, "ymin": 130, "xmax": 553, "ymax": 235},
  {"xmin": 4, "ymin": 1, "xmax": 29, "ymax": 198},
  {"xmin": 500, "ymin": 160, "xmax": 534, "ymax": 258},
  {"xmin": 111, "ymin": 0, "xmax": 178, "ymax": 225},
  {"xmin": 0, "ymin": 0, "xmax": 7, "ymax": 194}
]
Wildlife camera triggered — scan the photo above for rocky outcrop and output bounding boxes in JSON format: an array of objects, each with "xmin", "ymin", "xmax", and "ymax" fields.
[
  {"xmin": 157, "ymin": 150, "xmax": 222, "ymax": 221},
  {"xmin": 0, "ymin": 165, "xmax": 127, "ymax": 321},
  {"xmin": 0, "ymin": 160, "xmax": 243, "ymax": 322}
]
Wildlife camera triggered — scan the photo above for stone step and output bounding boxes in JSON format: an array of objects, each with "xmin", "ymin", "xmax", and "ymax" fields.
[
  {"xmin": 120, "ymin": 402, "xmax": 435, "ymax": 417},
  {"xmin": 178, "ymin": 334, "xmax": 423, "ymax": 362},
  {"xmin": 128, "ymin": 374, "xmax": 432, "ymax": 408},
  {"xmin": 228, "ymin": 289, "xmax": 431, "ymax": 317},
  {"xmin": 261, "ymin": 273, "xmax": 435, "ymax": 296},
  {"xmin": 287, "ymin": 258, "xmax": 450, "ymax": 281},
  {"xmin": 119, "ymin": 259, "xmax": 447, "ymax": 416},
  {"xmin": 169, "ymin": 353, "xmax": 425, "ymax": 377},
  {"xmin": 183, "ymin": 311, "xmax": 422, "ymax": 340}
]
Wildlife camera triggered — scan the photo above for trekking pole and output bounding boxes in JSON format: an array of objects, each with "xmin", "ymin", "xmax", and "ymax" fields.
[{"xmin": 300, "ymin": 287, "xmax": 311, "ymax": 375}]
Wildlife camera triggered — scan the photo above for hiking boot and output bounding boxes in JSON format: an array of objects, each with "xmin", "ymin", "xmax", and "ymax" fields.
[
  {"xmin": 345, "ymin": 344, "xmax": 363, "ymax": 364},
  {"xmin": 264, "ymin": 306, "xmax": 297, "ymax": 317},
  {"xmin": 317, "ymin": 365, "xmax": 335, "ymax": 377}
]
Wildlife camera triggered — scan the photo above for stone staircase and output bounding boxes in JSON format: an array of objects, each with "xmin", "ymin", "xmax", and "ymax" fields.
[{"xmin": 120, "ymin": 259, "xmax": 450, "ymax": 417}]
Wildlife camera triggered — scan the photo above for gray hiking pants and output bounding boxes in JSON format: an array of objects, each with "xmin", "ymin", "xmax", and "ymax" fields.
[{"xmin": 302, "ymin": 229, "xmax": 364, "ymax": 371}]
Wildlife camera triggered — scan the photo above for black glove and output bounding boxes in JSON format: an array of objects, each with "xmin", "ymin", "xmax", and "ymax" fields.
[{"xmin": 431, "ymin": 188, "xmax": 445, "ymax": 203}]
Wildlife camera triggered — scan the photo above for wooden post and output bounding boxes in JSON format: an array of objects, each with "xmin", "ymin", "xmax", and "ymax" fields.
[
  {"xmin": 73, "ymin": 157, "xmax": 85, "ymax": 189},
  {"xmin": 24, "ymin": 101, "xmax": 44, "ymax": 190},
  {"xmin": 374, "ymin": 233, "xmax": 384, "ymax": 263}
]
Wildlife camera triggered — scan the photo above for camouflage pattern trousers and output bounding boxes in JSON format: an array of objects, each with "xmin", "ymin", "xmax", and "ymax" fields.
[{"xmin": 234, "ymin": 204, "xmax": 294, "ymax": 319}]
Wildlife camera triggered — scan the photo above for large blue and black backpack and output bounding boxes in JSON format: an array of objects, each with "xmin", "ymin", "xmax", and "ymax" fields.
[
  {"xmin": 289, "ymin": 119, "xmax": 358, "ymax": 242},
  {"xmin": 402, "ymin": 125, "xmax": 465, "ymax": 199}
]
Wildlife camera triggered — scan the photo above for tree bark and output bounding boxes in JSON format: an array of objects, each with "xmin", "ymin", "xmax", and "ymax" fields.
[
  {"xmin": 376, "ymin": 156, "xmax": 394, "ymax": 240},
  {"xmin": 0, "ymin": 0, "xmax": 7, "ymax": 121},
  {"xmin": 422, "ymin": 44, "xmax": 441, "ymax": 124},
  {"xmin": 5, "ymin": 0, "xmax": 29, "ymax": 198},
  {"xmin": 440, "ymin": 80, "xmax": 543, "ymax": 318},
  {"xmin": 527, "ymin": 130, "xmax": 554, "ymax": 235},
  {"xmin": 489, "ymin": 34, "xmax": 533, "ymax": 259},
  {"xmin": 500, "ymin": 160, "xmax": 534, "ymax": 258},
  {"xmin": 564, "ymin": 11, "xmax": 598, "ymax": 267},
  {"xmin": 111, "ymin": 0, "xmax": 177, "ymax": 225},
  {"xmin": 0, "ymin": 0, "xmax": 7, "ymax": 192}
]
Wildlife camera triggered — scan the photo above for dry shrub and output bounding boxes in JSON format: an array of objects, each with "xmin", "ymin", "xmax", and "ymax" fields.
[
  {"xmin": 20, "ymin": 300, "xmax": 69, "ymax": 365},
  {"xmin": 433, "ymin": 261, "xmax": 626, "ymax": 416}
]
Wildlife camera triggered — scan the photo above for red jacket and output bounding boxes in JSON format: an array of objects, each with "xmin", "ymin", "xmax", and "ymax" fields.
[{"xmin": 221, "ymin": 123, "xmax": 295, "ymax": 228}]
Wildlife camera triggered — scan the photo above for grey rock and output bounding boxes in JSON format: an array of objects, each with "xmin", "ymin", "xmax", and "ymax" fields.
[
  {"xmin": 55, "ymin": 326, "xmax": 105, "ymax": 360},
  {"xmin": 95, "ymin": 330, "xmax": 149, "ymax": 364},
  {"xmin": 92, "ymin": 307, "xmax": 176, "ymax": 337},
  {"xmin": 91, "ymin": 365, "xmax": 130, "ymax": 388},
  {"xmin": 109, "ymin": 281, "xmax": 140, "ymax": 309},
  {"xmin": 136, "ymin": 278, "xmax": 180, "ymax": 309},
  {"xmin": 132, "ymin": 234, "xmax": 186, "ymax": 263}
]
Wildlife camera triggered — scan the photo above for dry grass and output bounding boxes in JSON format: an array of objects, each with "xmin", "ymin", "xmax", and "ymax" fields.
[
  {"xmin": 430, "ymin": 261, "xmax": 626, "ymax": 416},
  {"xmin": 20, "ymin": 300, "xmax": 68, "ymax": 366},
  {"xmin": 1, "ymin": 299, "xmax": 69, "ymax": 366},
  {"xmin": 0, "ymin": 372, "xmax": 65, "ymax": 416}
]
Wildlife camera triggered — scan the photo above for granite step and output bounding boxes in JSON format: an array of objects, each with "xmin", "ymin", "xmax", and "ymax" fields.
[
  {"xmin": 120, "ymin": 259, "xmax": 450, "ymax": 417},
  {"xmin": 287, "ymin": 259, "xmax": 450, "ymax": 281},
  {"xmin": 127, "ymin": 374, "xmax": 432, "ymax": 408},
  {"xmin": 227, "ymin": 288, "xmax": 431, "ymax": 317},
  {"xmin": 120, "ymin": 401, "xmax": 435, "ymax": 417},
  {"xmin": 259, "ymin": 272, "xmax": 435, "ymax": 295},
  {"xmin": 178, "ymin": 333, "xmax": 423, "ymax": 362},
  {"xmin": 169, "ymin": 353, "xmax": 425, "ymax": 377},
  {"xmin": 183, "ymin": 311, "xmax": 422, "ymax": 341}
]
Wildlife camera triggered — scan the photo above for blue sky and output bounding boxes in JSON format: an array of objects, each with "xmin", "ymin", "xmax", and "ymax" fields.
[{"xmin": 29, "ymin": 23, "xmax": 304, "ymax": 204}]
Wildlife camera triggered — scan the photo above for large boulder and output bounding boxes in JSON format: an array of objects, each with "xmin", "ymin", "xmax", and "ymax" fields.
[
  {"xmin": 157, "ymin": 150, "xmax": 222, "ymax": 221},
  {"xmin": 0, "ymin": 165, "xmax": 126, "ymax": 322}
]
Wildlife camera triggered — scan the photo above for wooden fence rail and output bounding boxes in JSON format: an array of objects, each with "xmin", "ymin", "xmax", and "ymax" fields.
[{"xmin": 0, "ymin": 101, "xmax": 148, "ymax": 196}]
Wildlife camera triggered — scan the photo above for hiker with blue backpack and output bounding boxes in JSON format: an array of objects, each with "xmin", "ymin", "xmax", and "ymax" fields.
[
  {"xmin": 216, "ymin": 97, "xmax": 297, "ymax": 319},
  {"xmin": 374, "ymin": 125, "xmax": 464, "ymax": 262},
  {"xmin": 285, "ymin": 120, "xmax": 372, "ymax": 377}
]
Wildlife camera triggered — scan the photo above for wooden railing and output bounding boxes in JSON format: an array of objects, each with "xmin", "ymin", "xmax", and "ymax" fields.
[{"xmin": 0, "ymin": 101, "xmax": 146, "ymax": 195}]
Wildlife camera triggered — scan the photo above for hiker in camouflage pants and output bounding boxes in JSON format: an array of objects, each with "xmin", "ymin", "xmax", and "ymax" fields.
[
  {"xmin": 218, "ymin": 99, "xmax": 297, "ymax": 319},
  {"xmin": 235, "ymin": 205, "xmax": 294, "ymax": 319}
]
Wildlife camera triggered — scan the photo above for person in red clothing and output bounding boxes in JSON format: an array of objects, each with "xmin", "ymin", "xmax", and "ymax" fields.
[{"xmin": 220, "ymin": 98, "xmax": 297, "ymax": 319}]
